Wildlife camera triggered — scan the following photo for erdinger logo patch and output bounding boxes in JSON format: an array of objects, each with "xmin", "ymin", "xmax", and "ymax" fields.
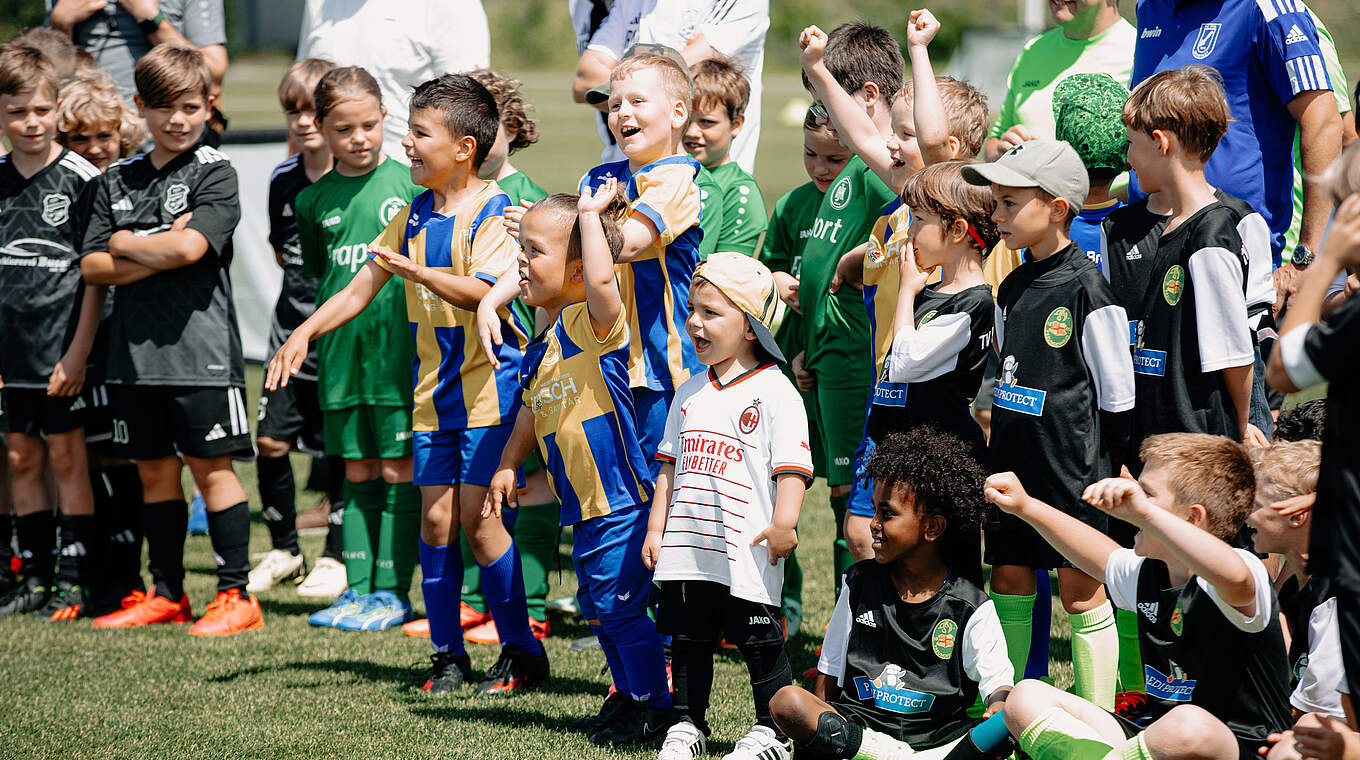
[
  {"xmin": 1163, "ymin": 265, "xmax": 1186, "ymax": 306},
  {"xmin": 41, "ymin": 194, "xmax": 70, "ymax": 226},
  {"xmin": 931, "ymin": 618, "xmax": 958, "ymax": 660},
  {"xmin": 853, "ymin": 665, "xmax": 936, "ymax": 714},
  {"xmin": 1044, "ymin": 307, "xmax": 1073, "ymax": 348},
  {"xmin": 1169, "ymin": 601, "xmax": 1185, "ymax": 636},
  {"xmin": 164, "ymin": 183, "xmax": 189, "ymax": 215},
  {"xmin": 739, "ymin": 402, "xmax": 760, "ymax": 434}
]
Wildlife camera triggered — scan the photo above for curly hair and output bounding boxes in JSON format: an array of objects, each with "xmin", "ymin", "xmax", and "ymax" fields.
[
  {"xmin": 468, "ymin": 68, "xmax": 539, "ymax": 154},
  {"xmin": 1274, "ymin": 399, "xmax": 1327, "ymax": 443},
  {"xmin": 866, "ymin": 427, "xmax": 986, "ymax": 585},
  {"xmin": 58, "ymin": 72, "xmax": 148, "ymax": 158}
]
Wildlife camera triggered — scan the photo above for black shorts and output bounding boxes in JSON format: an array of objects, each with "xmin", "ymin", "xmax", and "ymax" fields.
[
  {"xmin": 655, "ymin": 579, "xmax": 785, "ymax": 647},
  {"xmin": 82, "ymin": 383, "xmax": 116, "ymax": 455},
  {"xmin": 108, "ymin": 384, "xmax": 254, "ymax": 461},
  {"xmin": 256, "ymin": 377, "xmax": 324, "ymax": 455},
  {"xmin": 983, "ymin": 502, "xmax": 1109, "ymax": 571},
  {"xmin": 0, "ymin": 386, "xmax": 85, "ymax": 436}
]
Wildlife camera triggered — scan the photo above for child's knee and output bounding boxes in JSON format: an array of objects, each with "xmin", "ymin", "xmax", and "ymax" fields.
[
  {"xmin": 379, "ymin": 458, "xmax": 411, "ymax": 483},
  {"xmin": 1003, "ymin": 679, "xmax": 1062, "ymax": 736},
  {"xmin": 5, "ymin": 435, "xmax": 44, "ymax": 476},
  {"xmin": 768, "ymin": 684, "xmax": 806, "ymax": 724},
  {"xmin": 1147, "ymin": 706, "xmax": 1237, "ymax": 760}
]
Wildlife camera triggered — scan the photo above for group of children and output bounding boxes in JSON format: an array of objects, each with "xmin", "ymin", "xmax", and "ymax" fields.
[{"xmin": 2, "ymin": 7, "xmax": 1359, "ymax": 760}]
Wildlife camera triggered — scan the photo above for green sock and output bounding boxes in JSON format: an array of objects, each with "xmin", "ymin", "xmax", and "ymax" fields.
[
  {"xmin": 459, "ymin": 532, "xmax": 486, "ymax": 613},
  {"xmin": 831, "ymin": 493, "xmax": 853, "ymax": 590},
  {"xmin": 1115, "ymin": 607, "xmax": 1144, "ymax": 692},
  {"xmin": 1069, "ymin": 601, "xmax": 1118, "ymax": 710},
  {"xmin": 516, "ymin": 501, "xmax": 559, "ymax": 623},
  {"xmin": 1107, "ymin": 733, "xmax": 1154, "ymax": 760},
  {"xmin": 374, "ymin": 481, "xmax": 420, "ymax": 603},
  {"xmin": 341, "ymin": 478, "xmax": 384, "ymax": 596},
  {"xmin": 990, "ymin": 590, "xmax": 1036, "ymax": 684}
]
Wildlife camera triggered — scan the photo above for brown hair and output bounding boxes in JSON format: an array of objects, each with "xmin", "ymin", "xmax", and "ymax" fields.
[
  {"xmin": 0, "ymin": 44, "xmax": 58, "ymax": 99},
  {"xmin": 1140, "ymin": 433, "xmax": 1255, "ymax": 541},
  {"xmin": 897, "ymin": 76, "xmax": 989, "ymax": 158},
  {"xmin": 1250, "ymin": 440, "xmax": 1321, "ymax": 506},
  {"xmin": 1123, "ymin": 65, "xmax": 1230, "ymax": 163},
  {"xmin": 279, "ymin": 57, "xmax": 334, "ymax": 113},
  {"xmin": 1322, "ymin": 140, "xmax": 1360, "ymax": 205},
  {"xmin": 900, "ymin": 160, "xmax": 999, "ymax": 254},
  {"xmin": 530, "ymin": 191, "xmax": 629, "ymax": 262},
  {"xmin": 611, "ymin": 54, "xmax": 692, "ymax": 107},
  {"xmin": 134, "ymin": 44, "xmax": 212, "ymax": 107},
  {"xmin": 7, "ymin": 27, "xmax": 95, "ymax": 86},
  {"xmin": 801, "ymin": 22, "xmax": 904, "ymax": 108},
  {"xmin": 468, "ymin": 68, "xmax": 540, "ymax": 154},
  {"xmin": 58, "ymin": 72, "xmax": 147, "ymax": 157},
  {"xmin": 803, "ymin": 105, "xmax": 834, "ymax": 135},
  {"xmin": 313, "ymin": 66, "xmax": 382, "ymax": 123},
  {"xmin": 690, "ymin": 57, "xmax": 749, "ymax": 123}
]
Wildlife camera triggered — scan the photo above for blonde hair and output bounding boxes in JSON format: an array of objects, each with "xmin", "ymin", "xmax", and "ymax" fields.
[
  {"xmin": 610, "ymin": 55, "xmax": 691, "ymax": 106},
  {"xmin": 1250, "ymin": 440, "xmax": 1321, "ymax": 506},
  {"xmin": 278, "ymin": 57, "xmax": 334, "ymax": 113},
  {"xmin": 1140, "ymin": 433, "xmax": 1255, "ymax": 541},
  {"xmin": 897, "ymin": 77, "xmax": 989, "ymax": 157},
  {"xmin": 1322, "ymin": 140, "xmax": 1360, "ymax": 205},
  {"xmin": 58, "ymin": 73, "xmax": 147, "ymax": 158},
  {"xmin": 1123, "ymin": 65, "xmax": 1231, "ymax": 163}
]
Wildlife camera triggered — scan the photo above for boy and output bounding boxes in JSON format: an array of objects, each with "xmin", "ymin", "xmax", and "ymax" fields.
[
  {"xmin": 684, "ymin": 58, "xmax": 767, "ymax": 257},
  {"xmin": 272, "ymin": 74, "xmax": 548, "ymax": 695},
  {"xmin": 0, "ymin": 44, "xmax": 101, "ymax": 620},
  {"xmin": 643, "ymin": 253, "xmax": 811, "ymax": 760},
  {"xmin": 248, "ymin": 57, "xmax": 343, "ymax": 597},
  {"xmin": 80, "ymin": 44, "xmax": 260, "ymax": 636},
  {"xmin": 986, "ymin": 433, "xmax": 1293, "ymax": 760},
  {"xmin": 1100, "ymin": 66, "xmax": 1257, "ymax": 449},
  {"xmin": 962, "ymin": 140, "xmax": 1135, "ymax": 709},
  {"xmin": 1052, "ymin": 72, "xmax": 1128, "ymax": 275}
]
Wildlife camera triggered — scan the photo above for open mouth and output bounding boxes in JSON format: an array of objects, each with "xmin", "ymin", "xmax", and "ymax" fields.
[
  {"xmin": 408, "ymin": 155, "xmax": 424, "ymax": 168},
  {"xmin": 683, "ymin": 140, "xmax": 703, "ymax": 152},
  {"xmin": 692, "ymin": 337, "xmax": 710, "ymax": 353},
  {"xmin": 619, "ymin": 125, "xmax": 641, "ymax": 139}
]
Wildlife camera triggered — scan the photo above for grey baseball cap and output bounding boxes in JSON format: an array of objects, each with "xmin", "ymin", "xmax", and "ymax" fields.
[{"xmin": 961, "ymin": 139, "xmax": 1090, "ymax": 213}]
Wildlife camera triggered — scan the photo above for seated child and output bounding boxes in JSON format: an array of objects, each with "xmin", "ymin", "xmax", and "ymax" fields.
[{"xmin": 685, "ymin": 57, "xmax": 767, "ymax": 256}]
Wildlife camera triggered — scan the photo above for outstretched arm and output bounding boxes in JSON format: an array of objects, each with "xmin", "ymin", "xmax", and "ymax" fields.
[
  {"xmin": 798, "ymin": 25, "xmax": 896, "ymax": 185},
  {"xmin": 265, "ymin": 260, "xmax": 391, "ymax": 389},
  {"xmin": 985, "ymin": 471, "xmax": 1120, "ymax": 580}
]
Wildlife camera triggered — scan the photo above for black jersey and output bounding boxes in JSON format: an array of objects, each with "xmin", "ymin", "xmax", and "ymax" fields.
[
  {"xmin": 1278, "ymin": 574, "xmax": 1344, "ymax": 716},
  {"xmin": 1102, "ymin": 200, "xmax": 1252, "ymax": 448},
  {"xmin": 821, "ymin": 562, "xmax": 1012, "ymax": 749},
  {"xmin": 867, "ymin": 284, "xmax": 992, "ymax": 460},
  {"xmin": 79, "ymin": 145, "xmax": 244, "ymax": 387},
  {"xmin": 1107, "ymin": 549, "xmax": 1291, "ymax": 750},
  {"xmin": 0, "ymin": 149, "xmax": 100, "ymax": 388},
  {"xmin": 989, "ymin": 243, "xmax": 1135, "ymax": 509},
  {"xmin": 1214, "ymin": 191, "xmax": 1276, "ymax": 326},
  {"xmin": 266, "ymin": 154, "xmax": 318, "ymax": 380}
]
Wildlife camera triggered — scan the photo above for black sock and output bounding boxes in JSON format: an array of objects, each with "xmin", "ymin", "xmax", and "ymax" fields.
[
  {"xmin": 207, "ymin": 501, "xmax": 251, "ymax": 594},
  {"xmin": 15, "ymin": 511, "xmax": 56, "ymax": 583},
  {"xmin": 256, "ymin": 454, "xmax": 299, "ymax": 554},
  {"xmin": 670, "ymin": 639, "xmax": 717, "ymax": 736},
  {"xmin": 797, "ymin": 711, "xmax": 863, "ymax": 760},
  {"xmin": 322, "ymin": 456, "xmax": 346, "ymax": 561},
  {"xmin": 739, "ymin": 642, "xmax": 793, "ymax": 733},
  {"xmin": 305, "ymin": 455, "xmax": 330, "ymax": 493},
  {"xmin": 0, "ymin": 512, "xmax": 14, "ymax": 583},
  {"xmin": 144, "ymin": 499, "xmax": 187, "ymax": 600},
  {"xmin": 55, "ymin": 513, "xmax": 94, "ymax": 589},
  {"xmin": 96, "ymin": 465, "xmax": 145, "ymax": 595}
]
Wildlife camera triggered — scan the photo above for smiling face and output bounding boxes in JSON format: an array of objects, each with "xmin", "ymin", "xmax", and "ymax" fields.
[
  {"xmin": 608, "ymin": 68, "xmax": 687, "ymax": 169},
  {"xmin": 990, "ymin": 185, "xmax": 1062, "ymax": 251},
  {"xmin": 686, "ymin": 279, "xmax": 754, "ymax": 369},
  {"xmin": 285, "ymin": 105, "xmax": 326, "ymax": 154},
  {"xmin": 683, "ymin": 101, "xmax": 740, "ymax": 168},
  {"xmin": 869, "ymin": 480, "xmax": 941, "ymax": 565},
  {"xmin": 884, "ymin": 94, "xmax": 924, "ymax": 192},
  {"xmin": 64, "ymin": 121, "xmax": 121, "ymax": 172},
  {"xmin": 404, "ymin": 106, "xmax": 470, "ymax": 189},
  {"xmin": 1, "ymin": 86, "xmax": 58, "ymax": 160},
  {"xmin": 517, "ymin": 206, "xmax": 579, "ymax": 308},
  {"xmin": 1131, "ymin": 466, "xmax": 1186, "ymax": 560},
  {"xmin": 1246, "ymin": 488, "xmax": 1301, "ymax": 555},
  {"xmin": 803, "ymin": 126, "xmax": 851, "ymax": 194},
  {"xmin": 320, "ymin": 96, "xmax": 384, "ymax": 175},
  {"xmin": 136, "ymin": 90, "xmax": 210, "ymax": 163}
]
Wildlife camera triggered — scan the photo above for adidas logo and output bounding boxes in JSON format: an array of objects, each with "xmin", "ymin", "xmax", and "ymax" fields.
[
  {"xmin": 1284, "ymin": 24, "xmax": 1306, "ymax": 44},
  {"xmin": 111, "ymin": 197, "xmax": 133, "ymax": 212},
  {"xmin": 855, "ymin": 610, "xmax": 877, "ymax": 628},
  {"xmin": 262, "ymin": 507, "xmax": 284, "ymax": 522},
  {"xmin": 111, "ymin": 529, "xmax": 137, "ymax": 544},
  {"xmin": 1138, "ymin": 601, "xmax": 1159, "ymax": 621},
  {"xmin": 68, "ymin": 397, "xmax": 87, "ymax": 411},
  {"xmin": 1126, "ymin": 245, "xmax": 1142, "ymax": 261},
  {"xmin": 60, "ymin": 542, "xmax": 86, "ymax": 557},
  {"xmin": 204, "ymin": 423, "xmax": 227, "ymax": 441}
]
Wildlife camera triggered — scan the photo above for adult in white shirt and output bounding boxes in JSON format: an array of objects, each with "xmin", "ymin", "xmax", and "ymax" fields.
[
  {"xmin": 297, "ymin": 0, "xmax": 490, "ymax": 164},
  {"xmin": 571, "ymin": 0, "xmax": 768, "ymax": 173}
]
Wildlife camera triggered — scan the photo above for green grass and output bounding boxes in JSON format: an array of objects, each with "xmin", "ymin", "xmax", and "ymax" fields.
[{"xmin": 0, "ymin": 364, "xmax": 1071, "ymax": 759}]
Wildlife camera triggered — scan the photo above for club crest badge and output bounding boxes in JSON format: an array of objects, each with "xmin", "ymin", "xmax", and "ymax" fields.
[
  {"xmin": 379, "ymin": 197, "xmax": 406, "ymax": 225},
  {"xmin": 918, "ymin": 310, "xmax": 938, "ymax": 327},
  {"xmin": 164, "ymin": 183, "xmax": 189, "ymax": 215},
  {"xmin": 1043, "ymin": 307, "xmax": 1073, "ymax": 348},
  {"xmin": 1192, "ymin": 23, "xmax": 1222, "ymax": 60},
  {"xmin": 41, "ymin": 193, "xmax": 70, "ymax": 226},
  {"xmin": 931, "ymin": 618, "xmax": 958, "ymax": 660},
  {"xmin": 739, "ymin": 402, "xmax": 760, "ymax": 434},
  {"xmin": 1163, "ymin": 265, "xmax": 1186, "ymax": 306},
  {"xmin": 829, "ymin": 175, "xmax": 852, "ymax": 210}
]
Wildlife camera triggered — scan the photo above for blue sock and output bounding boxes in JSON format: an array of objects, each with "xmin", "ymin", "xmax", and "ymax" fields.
[
  {"xmin": 419, "ymin": 539, "xmax": 465, "ymax": 656},
  {"xmin": 501, "ymin": 507, "xmax": 519, "ymax": 533},
  {"xmin": 592, "ymin": 622, "xmax": 629, "ymax": 695},
  {"xmin": 481, "ymin": 542, "xmax": 540, "ymax": 652},
  {"xmin": 1026, "ymin": 569, "xmax": 1052, "ymax": 679},
  {"xmin": 603, "ymin": 613, "xmax": 671, "ymax": 709}
]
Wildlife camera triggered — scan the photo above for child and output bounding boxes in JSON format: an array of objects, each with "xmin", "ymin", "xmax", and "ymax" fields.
[
  {"xmin": 1100, "ymin": 66, "xmax": 1257, "ymax": 448},
  {"xmin": 769, "ymin": 428, "xmax": 1012, "ymax": 760},
  {"xmin": 272, "ymin": 73, "xmax": 549, "ymax": 695},
  {"xmin": 484, "ymin": 184, "xmax": 670, "ymax": 745},
  {"xmin": 962, "ymin": 140, "xmax": 1135, "ymax": 709},
  {"xmin": 1051, "ymin": 72, "xmax": 1127, "ymax": 274},
  {"xmin": 247, "ymin": 57, "xmax": 345, "ymax": 598},
  {"xmin": 1247, "ymin": 440, "xmax": 1344, "ymax": 721},
  {"xmin": 469, "ymin": 68, "xmax": 548, "ymax": 207},
  {"xmin": 272, "ymin": 66, "xmax": 420, "ymax": 632},
  {"xmin": 642, "ymin": 253, "xmax": 811, "ymax": 760},
  {"xmin": 80, "ymin": 44, "xmax": 259, "ymax": 636},
  {"xmin": 56, "ymin": 72, "xmax": 146, "ymax": 173},
  {"xmin": 685, "ymin": 58, "xmax": 767, "ymax": 256},
  {"xmin": 986, "ymin": 433, "xmax": 1292, "ymax": 760},
  {"xmin": 0, "ymin": 44, "xmax": 101, "ymax": 621}
]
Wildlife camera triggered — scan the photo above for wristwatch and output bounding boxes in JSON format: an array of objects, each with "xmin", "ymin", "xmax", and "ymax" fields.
[
  {"xmin": 138, "ymin": 11, "xmax": 165, "ymax": 36},
  {"xmin": 1292, "ymin": 243, "xmax": 1315, "ymax": 268}
]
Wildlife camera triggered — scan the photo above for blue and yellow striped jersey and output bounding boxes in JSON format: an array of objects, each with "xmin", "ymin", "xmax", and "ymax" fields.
[
  {"xmin": 862, "ymin": 199, "xmax": 912, "ymax": 378},
  {"xmin": 521, "ymin": 303, "xmax": 654, "ymax": 525},
  {"xmin": 579, "ymin": 156, "xmax": 704, "ymax": 392},
  {"xmin": 370, "ymin": 182, "xmax": 527, "ymax": 431}
]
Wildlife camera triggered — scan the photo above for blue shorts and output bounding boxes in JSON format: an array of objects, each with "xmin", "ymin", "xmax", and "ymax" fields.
[
  {"xmin": 412, "ymin": 423, "xmax": 520, "ymax": 487},
  {"xmin": 573, "ymin": 504, "xmax": 653, "ymax": 623},
  {"xmin": 632, "ymin": 388, "xmax": 673, "ymax": 479},
  {"xmin": 847, "ymin": 436, "xmax": 877, "ymax": 517}
]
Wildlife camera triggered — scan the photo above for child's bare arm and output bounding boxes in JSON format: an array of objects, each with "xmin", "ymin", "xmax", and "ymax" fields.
[
  {"xmin": 265, "ymin": 260, "xmax": 391, "ymax": 390},
  {"xmin": 580, "ymin": 179, "xmax": 625, "ymax": 336},
  {"xmin": 642, "ymin": 462, "xmax": 675, "ymax": 571},
  {"xmin": 484, "ymin": 407, "xmax": 539, "ymax": 518},
  {"xmin": 985, "ymin": 471, "xmax": 1120, "ymax": 579},
  {"xmin": 617, "ymin": 213, "xmax": 661, "ymax": 263},
  {"xmin": 80, "ymin": 251, "xmax": 159, "ymax": 286},
  {"xmin": 372, "ymin": 248, "xmax": 491, "ymax": 310},
  {"xmin": 477, "ymin": 273, "xmax": 523, "ymax": 368},
  {"xmin": 906, "ymin": 9, "xmax": 956, "ymax": 165},
  {"xmin": 47, "ymin": 284, "xmax": 104, "ymax": 397},
  {"xmin": 108, "ymin": 212, "xmax": 210, "ymax": 271},
  {"xmin": 752, "ymin": 473, "xmax": 804, "ymax": 564},
  {"xmin": 1221, "ymin": 363, "xmax": 1266, "ymax": 446},
  {"xmin": 798, "ymin": 25, "xmax": 896, "ymax": 185}
]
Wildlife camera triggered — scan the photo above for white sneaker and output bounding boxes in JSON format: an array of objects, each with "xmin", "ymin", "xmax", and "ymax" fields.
[
  {"xmin": 297, "ymin": 557, "xmax": 347, "ymax": 598},
  {"xmin": 246, "ymin": 549, "xmax": 306, "ymax": 592},
  {"xmin": 721, "ymin": 725, "xmax": 790, "ymax": 760},
  {"xmin": 658, "ymin": 718, "xmax": 707, "ymax": 760},
  {"xmin": 854, "ymin": 727, "xmax": 914, "ymax": 760}
]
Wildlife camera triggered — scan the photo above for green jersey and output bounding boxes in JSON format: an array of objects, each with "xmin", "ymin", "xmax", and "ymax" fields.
[
  {"xmin": 1284, "ymin": 13, "xmax": 1350, "ymax": 258},
  {"xmin": 798, "ymin": 156, "xmax": 895, "ymax": 387},
  {"xmin": 706, "ymin": 162, "xmax": 767, "ymax": 256},
  {"xmin": 696, "ymin": 166, "xmax": 725, "ymax": 260},
  {"xmin": 498, "ymin": 170, "xmax": 548, "ymax": 206},
  {"xmin": 761, "ymin": 181, "xmax": 824, "ymax": 359},
  {"xmin": 297, "ymin": 159, "xmax": 420, "ymax": 411}
]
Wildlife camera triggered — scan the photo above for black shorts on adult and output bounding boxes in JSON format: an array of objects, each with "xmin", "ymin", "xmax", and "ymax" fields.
[
  {"xmin": 655, "ymin": 579, "xmax": 785, "ymax": 647},
  {"xmin": 108, "ymin": 385, "xmax": 253, "ymax": 460},
  {"xmin": 983, "ymin": 502, "xmax": 1109, "ymax": 571},
  {"xmin": 256, "ymin": 377, "xmax": 324, "ymax": 454},
  {"xmin": 0, "ymin": 386, "xmax": 85, "ymax": 436}
]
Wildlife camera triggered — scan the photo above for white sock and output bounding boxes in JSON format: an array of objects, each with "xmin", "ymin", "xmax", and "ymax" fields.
[{"xmin": 854, "ymin": 727, "xmax": 915, "ymax": 760}]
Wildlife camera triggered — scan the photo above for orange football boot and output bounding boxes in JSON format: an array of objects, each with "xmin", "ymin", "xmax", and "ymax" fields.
[
  {"xmin": 460, "ymin": 601, "xmax": 491, "ymax": 629},
  {"xmin": 463, "ymin": 617, "xmax": 551, "ymax": 644},
  {"xmin": 92, "ymin": 590, "xmax": 193, "ymax": 628},
  {"xmin": 403, "ymin": 618, "xmax": 431, "ymax": 637},
  {"xmin": 188, "ymin": 589, "xmax": 264, "ymax": 636}
]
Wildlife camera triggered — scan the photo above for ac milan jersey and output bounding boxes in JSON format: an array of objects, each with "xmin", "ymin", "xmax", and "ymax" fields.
[
  {"xmin": 0, "ymin": 149, "xmax": 99, "ymax": 387},
  {"xmin": 79, "ymin": 145, "xmax": 244, "ymax": 387},
  {"xmin": 266, "ymin": 154, "xmax": 318, "ymax": 380}
]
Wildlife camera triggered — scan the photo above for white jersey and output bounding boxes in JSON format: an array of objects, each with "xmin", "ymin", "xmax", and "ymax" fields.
[{"xmin": 654, "ymin": 363, "xmax": 812, "ymax": 605}]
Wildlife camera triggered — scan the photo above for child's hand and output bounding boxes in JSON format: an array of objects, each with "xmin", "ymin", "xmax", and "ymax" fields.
[
  {"xmin": 792, "ymin": 351, "xmax": 815, "ymax": 392},
  {"xmin": 641, "ymin": 529, "xmax": 664, "ymax": 570},
  {"xmin": 992, "ymin": 124, "xmax": 1036, "ymax": 157},
  {"xmin": 47, "ymin": 350, "xmax": 86, "ymax": 397},
  {"xmin": 772, "ymin": 271, "xmax": 801, "ymax": 313},
  {"xmin": 907, "ymin": 9, "xmax": 941, "ymax": 48},
  {"xmin": 1293, "ymin": 720, "xmax": 1349, "ymax": 760},
  {"xmin": 897, "ymin": 241, "xmax": 931, "ymax": 298},
  {"xmin": 1320, "ymin": 194, "xmax": 1360, "ymax": 270},
  {"xmin": 1243, "ymin": 423, "xmax": 1270, "ymax": 448},
  {"xmin": 265, "ymin": 332, "xmax": 309, "ymax": 390},
  {"xmin": 984, "ymin": 472, "xmax": 1032, "ymax": 514},
  {"xmin": 752, "ymin": 525, "xmax": 798, "ymax": 564},
  {"xmin": 503, "ymin": 201, "xmax": 532, "ymax": 241},
  {"xmin": 476, "ymin": 297, "xmax": 505, "ymax": 370},
  {"xmin": 373, "ymin": 248, "xmax": 425, "ymax": 284},
  {"xmin": 482, "ymin": 468, "xmax": 519, "ymax": 519},
  {"xmin": 1272, "ymin": 492, "xmax": 1316, "ymax": 517},
  {"xmin": 579, "ymin": 177, "xmax": 618, "ymax": 215},
  {"xmin": 1081, "ymin": 477, "xmax": 1155, "ymax": 525},
  {"xmin": 799, "ymin": 26, "xmax": 829, "ymax": 70},
  {"xmin": 171, "ymin": 212, "xmax": 193, "ymax": 231},
  {"xmin": 830, "ymin": 250, "xmax": 863, "ymax": 293}
]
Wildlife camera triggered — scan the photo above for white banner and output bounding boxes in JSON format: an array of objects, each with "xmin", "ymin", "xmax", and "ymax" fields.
[{"xmin": 224, "ymin": 141, "xmax": 290, "ymax": 362}]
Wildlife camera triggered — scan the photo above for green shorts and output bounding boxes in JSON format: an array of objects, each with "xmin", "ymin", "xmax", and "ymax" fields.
[
  {"xmin": 323, "ymin": 404, "xmax": 413, "ymax": 460},
  {"xmin": 815, "ymin": 381, "xmax": 870, "ymax": 487}
]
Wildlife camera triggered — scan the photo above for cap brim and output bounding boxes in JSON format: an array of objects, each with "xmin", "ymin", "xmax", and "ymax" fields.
[
  {"xmin": 961, "ymin": 162, "xmax": 1040, "ymax": 189},
  {"xmin": 585, "ymin": 84, "xmax": 610, "ymax": 105},
  {"xmin": 747, "ymin": 315, "xmax": 786, "ymax": 364}
]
